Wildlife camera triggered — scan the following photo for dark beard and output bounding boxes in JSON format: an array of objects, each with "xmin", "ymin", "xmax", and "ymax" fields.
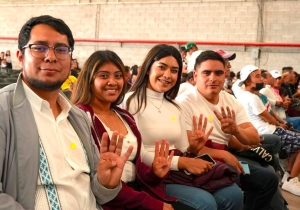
[{"xmin": 23, "ymin": 71, "xmax": 68, "ymax": 92}]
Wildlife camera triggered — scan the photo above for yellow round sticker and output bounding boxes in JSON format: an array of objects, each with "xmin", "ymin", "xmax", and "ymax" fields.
[
  {"xmin": 70, "ymin": 142, "xmax": 77, "ymax": 150},
  {"xmin": 171, "ymin": 116, "xmax": 176, "ymax": 121},
  {"xmin": 208, "ymin": 116, "xmax": 214, "ymax": 121}
]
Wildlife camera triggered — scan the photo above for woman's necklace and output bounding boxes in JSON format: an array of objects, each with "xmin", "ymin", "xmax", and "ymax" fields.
[
  {"xmin": 92, "ymin": 107, "xmax": 120, "ymax": 132},
  {"xmin": 148, "ymin": 97, "xmax": 164, "ymax": 113}
]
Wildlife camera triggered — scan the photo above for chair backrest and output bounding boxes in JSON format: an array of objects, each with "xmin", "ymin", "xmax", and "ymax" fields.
[
  {"xmin": 0, "ymin": 83, "xmax": 10, "ymax": 88},
  {"xmin": 9, "ymin": 74, "xmax": 19, "ymax": 78},
  {"xmin": 5, "ymin": 78, "xmax": 18, "ymax": 83}
]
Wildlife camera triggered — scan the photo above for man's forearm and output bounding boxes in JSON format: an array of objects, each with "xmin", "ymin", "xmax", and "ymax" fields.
[{"xmin": 233, "ymin": 125, "xmax": 260, "ymax": 145}]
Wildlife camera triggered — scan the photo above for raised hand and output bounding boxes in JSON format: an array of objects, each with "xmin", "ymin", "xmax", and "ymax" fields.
[
  {"xmin": 152, "ymin": 139, "xmax": 174, "ymax": 178},
  {"xmin": 97, "ymin": 131, "xmax": 133, "ymax": 189},
  {"xmin": 214, "ymin": 106, "xmax": 239, "ymax": 135},
  {"xmin": 188, "ymin": 114, "xmax": 213, "ymax": 154}
]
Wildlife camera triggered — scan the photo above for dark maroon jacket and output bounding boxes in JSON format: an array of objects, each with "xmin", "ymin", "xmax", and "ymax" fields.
[{"xmin": 77, "ymin": 104, "xmax": 175, "ymax": 210}]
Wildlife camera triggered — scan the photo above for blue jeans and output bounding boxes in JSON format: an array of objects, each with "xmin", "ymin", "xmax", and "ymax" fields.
[
  {"xmin": 261, "ymin": 134, "xmax": 281, "ymax": 171},
  {"xmin": 240, "ymin": 163, "xmax": 279, "ymax": 210},
  {"xmin": 166, "ymin": 183, "xmax": 243, "ymax": 210},
  {"xmin": 285, "ymin": 116, "xmax": 300, "ymax": 131}
]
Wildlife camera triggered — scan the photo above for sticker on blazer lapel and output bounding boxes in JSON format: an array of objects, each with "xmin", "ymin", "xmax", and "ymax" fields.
[{"xmin": 70, "ymin": 142, "xmax": 77, "ymax": 150}]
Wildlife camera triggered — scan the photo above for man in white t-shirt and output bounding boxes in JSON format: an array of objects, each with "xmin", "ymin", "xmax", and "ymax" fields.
[
  {"xmin": 176, "ymin": 50, "xmax": 279, "ymax": 209},
  {"xmin": 178, "ymin": 71, "xmax": 195, "ymax": 95},
  {"xmin": 185, "ymin": 42, "xmax": 202, "ymax": 73},
  {"xmin": 260, "ymin": 70, "xmax": 300, "ymax": 130},
  {"xmin": 237, "ymin": 64, "xmax": 300, "ymax": 196}
]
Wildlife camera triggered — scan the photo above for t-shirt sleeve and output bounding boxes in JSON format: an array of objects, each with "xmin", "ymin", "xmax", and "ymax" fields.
[
  {"xmin": 260, "ymin": 88, "xmax": 276, "ymax": 105},
  {"xmin": 234, "ymin": 99, "xmax": 251, "ymax": 125}
]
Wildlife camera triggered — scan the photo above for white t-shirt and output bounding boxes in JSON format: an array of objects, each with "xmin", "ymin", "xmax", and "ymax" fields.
[
  {"xmin": 237, "ymin": 91, "xmax": 276, "ymax": 135},
  {"xmin": 178, "ymin": 82, "xmax": 194, "ymax": 96},
  {"xmin": 187, "ymin": 50, "xmax": 202, "ymax": 72},
  {"xmin": 176, "ymin": 87, "xmax": 249, "ymax": 145},
  {"xmin": 121, "ymin": 89, "xmax": 189, "ymax": 171},
  {"xmin": 231, "ymin": 79, "xmax": 245, "ymax": 99},
  {"xmin": 260, "ymin": 85, "xmax": 286, "ymax": 119}
]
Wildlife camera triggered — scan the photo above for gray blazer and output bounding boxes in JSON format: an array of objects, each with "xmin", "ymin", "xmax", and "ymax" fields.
[{"xmin": 0, "ymin": 77, "xmax": 121, "ymax": 210}]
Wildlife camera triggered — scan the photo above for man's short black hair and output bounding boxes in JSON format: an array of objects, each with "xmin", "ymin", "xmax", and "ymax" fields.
[
  {"xmin": 230, "ymin": 71, "xmax": 235, "ymax": 78},
  {"xmin": 236, "ymin": 71, "xmax": 240, "ymax": 79},
  {"xmin": 194, "ymin": 50, "xmax": 225, "ymax": 70},
  {"xmin": 261, "ymin": 69, "xmax": 268, "ymax": 79},
  {"xmin": 186, "ymin": 71, "xmax": 194, "ymax": 81},
  {"xmin": 282, "ymin": 66, "xmax": 293, "ymax": 74},
  {"xmin": 18, "ymin": 15, "xmax": 74, "ymax": 51}
]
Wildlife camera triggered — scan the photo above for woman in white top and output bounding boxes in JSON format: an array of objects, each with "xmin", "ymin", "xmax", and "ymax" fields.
[{"xmin": 122, "ymin": 44, "xmax": 243, "ymax": 210}]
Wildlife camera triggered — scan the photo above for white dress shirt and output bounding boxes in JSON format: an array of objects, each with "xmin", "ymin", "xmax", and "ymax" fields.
[{"xmin": 23, "ymin": 81, "xmax": 97, "ymax": 210}]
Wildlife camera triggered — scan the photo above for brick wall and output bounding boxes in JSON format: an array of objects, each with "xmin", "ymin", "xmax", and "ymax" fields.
[{"xmin": 0, "ymin": 0, "xmax": 300, "ymax": 73}]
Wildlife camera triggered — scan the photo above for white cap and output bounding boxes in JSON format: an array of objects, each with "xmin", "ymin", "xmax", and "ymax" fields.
[
  {"xmin": 270, "ymin": 70, "xmax": 282, "ymax": 79},
  {"xmin": 238, "ymin": 64, "xmax": 259, "ymax": 86}
]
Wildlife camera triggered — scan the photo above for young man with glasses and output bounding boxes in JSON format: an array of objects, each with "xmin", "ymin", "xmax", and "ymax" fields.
[{"xmin": 0, "ymin": 15, "xmax": 133, "ymax": 209}]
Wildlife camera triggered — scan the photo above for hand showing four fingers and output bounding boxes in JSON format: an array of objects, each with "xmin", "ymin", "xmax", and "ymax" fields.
[
  {"xmin": 97, "ymin": 131, "xmax": 133, "ymax": 189},
  {"xmin": 189, "ymin": 114, "xmax": 213, "ymax": 154},
  {"xmin": 214, "ymin": 106, "xmax": 239, "ymax": 135},
  {"xmin": 152, "ymin": 139, "xmax": 174, "ymax": 178}
]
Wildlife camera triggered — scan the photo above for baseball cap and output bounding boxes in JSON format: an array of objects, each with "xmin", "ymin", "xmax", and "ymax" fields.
[
  {"xmin": 270, "ymin": 70, "xmax": 282, "ymax": 79},
  {"xmin": 185, "ymin": 42, "xmax": 197, "ymax": 51},
  {"xmin": 214, "ymin": 49, "xmax": 236, "ymax": 60},
  {"xmin": 238, "ymin": 64, "xmax": 259, "ymax": 86}
]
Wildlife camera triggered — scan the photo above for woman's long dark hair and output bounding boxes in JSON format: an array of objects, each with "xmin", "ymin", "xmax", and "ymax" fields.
[
  {"xmin": 126, "ymin": 44, "xmax": 183, "ymax": 114},
  {"xmin": 71, "ymin": 50, "xmax": 126, "ymax": 106}
]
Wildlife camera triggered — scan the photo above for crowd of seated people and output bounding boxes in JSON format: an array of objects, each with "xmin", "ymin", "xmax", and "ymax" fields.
[{"xmin": 2, "ymin": 19, "xmax": 300, "ymax": 210}]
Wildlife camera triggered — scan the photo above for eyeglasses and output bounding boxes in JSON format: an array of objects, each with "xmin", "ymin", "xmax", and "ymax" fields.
[{"xmin": 22, "ymin": 44, "xmax": 73, "ymax": 60}]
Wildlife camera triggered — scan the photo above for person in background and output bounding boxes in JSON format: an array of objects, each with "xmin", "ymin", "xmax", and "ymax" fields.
[
  {"xmin": 124, "ymin": 65, "xmax": 132, "ymax": 92},
  {"xmin": 281, "ymin": 66, "xmax": 294, "ymax": 99},
  {"xmin": 0, "ymin": 51, "xmax": 4, "ymax": 63},
  {"xmin": 179, "ymin": 46, "xmax": 188, "ymax": 83},
  {"xmin": 260, "ymin": 70, "xmax": 300, "ymax": 131},
  {"xmin": 123, "ymin": 44, "xmax": 243, "ymax": 210},
  {"xmin": 70, "ymin": 58, "xmax": 79, "ymax": 77},
  {"xmin": 5, "ymin": 50, "xmax": 13, "ymax": 69},
  {"xmin": 186, "ymin": 42, "xmax": 202, "ymax": 73},
  {"xmin": 61, "ymin": 73, "xmax": 77, "ymax": 91},
  {"xmin": 214, "ymin": 49, "xmax": 236, "ymax": 94},
  {"xmin": 178, "ymin": 71, "xmax": 196, "ymax": 95},
  {"xmin": 237, "ymin": 65, "xmax": 300, "ymax": 197}
]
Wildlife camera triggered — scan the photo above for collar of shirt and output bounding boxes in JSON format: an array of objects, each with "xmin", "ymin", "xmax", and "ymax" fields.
[
  {"xmin": 266, "ymin": 84, "xmax": 271, "ymax": 88},
  {"xmin": 22, "ymin": 79, "xmax": 71, "ymax": 119}
]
